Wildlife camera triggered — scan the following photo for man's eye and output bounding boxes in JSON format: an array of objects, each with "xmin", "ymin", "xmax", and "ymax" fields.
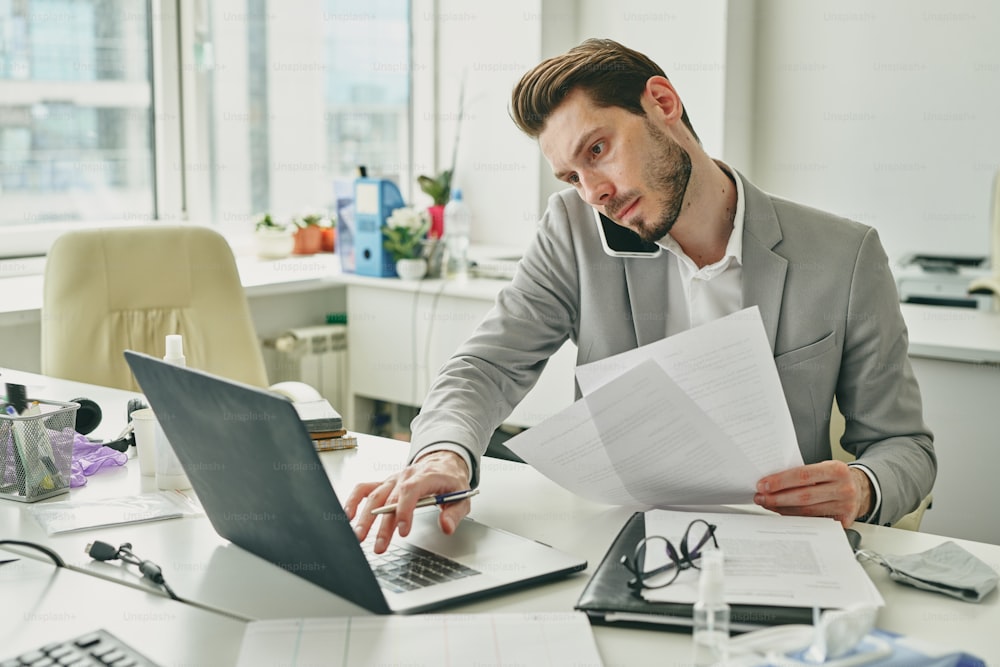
[
  {"xmin": 590, "ymin": 142, "xmax": 604, "ymax": 156},
  {"xmin": 568, "ymin": 174, "xmax": 580, "ymax": 184}
]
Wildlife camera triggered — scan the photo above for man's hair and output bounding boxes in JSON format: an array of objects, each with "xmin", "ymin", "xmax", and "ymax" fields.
[{"xmin": 510, "ymin": 38, "xmax": 699, "ymax": 143}]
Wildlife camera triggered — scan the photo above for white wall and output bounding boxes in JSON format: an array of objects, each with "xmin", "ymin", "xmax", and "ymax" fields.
[{"xmin": 749, "ymin": 0, "xmax": 1000, "ymax": 265}]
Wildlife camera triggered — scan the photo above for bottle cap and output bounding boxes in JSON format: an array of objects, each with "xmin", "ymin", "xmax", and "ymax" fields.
[
  {"xmin": 451, "ymin": 188, "xmax": 463, "ymax": 201},
  {"xmin": 164, "ymin": 334, "xmax": 185, "ymax": 365}
]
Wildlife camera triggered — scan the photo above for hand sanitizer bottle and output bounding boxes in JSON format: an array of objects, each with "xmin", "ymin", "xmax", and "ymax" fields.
[
  {"xmin": 692, "ymin": 549, "xmax": 730, "ymax": 666},
  {"xmin": 444, "ymin": 188, "xmax": 471, "ymax": 279},
  {"xmin": 155, "ymin": 334, "xmax": 191, "ymax": 490}
]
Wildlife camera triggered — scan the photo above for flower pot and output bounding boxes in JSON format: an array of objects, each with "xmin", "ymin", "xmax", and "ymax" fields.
[
  {"xmin": 293, "ymin": 225, "xmax": 323, "ymax": 255},
  {"xmin": 255, "ymin": 229, "xmax": 294, "ymax": 260},
  {"xmin": 395, "ymin": 257, "xmax": 428, "ymax": 281},
  {"xmin": 320, "ymin": 226, "xmax": 336, "ymax": 252},
  {"xmin": 427, "ymin": 204, "xmax": 446, "ymax": 239}
]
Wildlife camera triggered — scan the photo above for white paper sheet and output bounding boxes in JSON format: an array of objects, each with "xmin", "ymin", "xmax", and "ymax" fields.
[
  {"xmin": 641, "ymin": 509, "xmax": 884, "ymax": 610},
  {"xmin": 576, "ymin": 307, "xmax": 803, "ymax": 476},
  {"xmin": 235, "ymin": 612, "xmax": 604, "ymax": 667},
  {"xmin": 503, "ymin": 307, "xmax": 803, "ymax": 507}
]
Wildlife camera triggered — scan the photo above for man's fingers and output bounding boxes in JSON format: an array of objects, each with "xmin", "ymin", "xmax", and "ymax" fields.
[
  {"xmin": 343, "ymin": 481, "xmax": 382, "ymax": 519},
  {"xmin": 438, "ymin": 499, "xmax": 472, "ymax": 534}
]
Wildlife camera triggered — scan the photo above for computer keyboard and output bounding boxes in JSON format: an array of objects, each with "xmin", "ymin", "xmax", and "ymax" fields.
[
  {"xmin": 365, "ymin": 542, "xmax": 480, "ymax": 593},
  {"xmin": 0, "ymin": 628, "xmax": 160, "ymax": 667}
]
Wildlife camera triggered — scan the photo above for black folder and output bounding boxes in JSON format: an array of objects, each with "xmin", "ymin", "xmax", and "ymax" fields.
[{"xmin": 574, "ymin": 512, "xmax": 816, "ymax": 632}]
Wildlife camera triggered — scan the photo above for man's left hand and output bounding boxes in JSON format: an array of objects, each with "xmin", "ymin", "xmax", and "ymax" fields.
[{"xmin": 754, "ymin": 460, "xmax": 873, "ymax": 527}]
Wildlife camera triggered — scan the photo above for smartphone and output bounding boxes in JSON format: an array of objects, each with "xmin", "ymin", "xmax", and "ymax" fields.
[{"xmin": 594, "ymin": 210, "xmax": 662, "ymax": 258}]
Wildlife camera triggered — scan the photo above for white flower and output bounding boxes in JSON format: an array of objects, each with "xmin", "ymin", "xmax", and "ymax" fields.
[{"xmin": 386, "ymin": 206, "xmax": 430, "ymax": 231}]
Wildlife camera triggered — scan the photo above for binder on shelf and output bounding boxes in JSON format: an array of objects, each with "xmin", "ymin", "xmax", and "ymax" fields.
[{"xmin": 574, "ymin": 512, "xmax": 815, "ymax": 632}]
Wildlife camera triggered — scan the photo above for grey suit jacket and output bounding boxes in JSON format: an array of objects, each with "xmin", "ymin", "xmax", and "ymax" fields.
[{"xmin": 409, "ymin": 173, "xmax": 936, "ymax": 525}]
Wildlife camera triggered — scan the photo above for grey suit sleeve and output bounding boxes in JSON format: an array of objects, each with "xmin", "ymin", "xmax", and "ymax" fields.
[
  {"xmin": 406, "ymin": 196, "xmax": 580, "ymax": 487},
  {"xmin": 836, "ymin": 228, "xmax": 936, "ymax": 524}
]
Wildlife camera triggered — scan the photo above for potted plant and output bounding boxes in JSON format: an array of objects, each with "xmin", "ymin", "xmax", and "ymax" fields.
[
  {"xmin": 254, "ymin": 213, "xmax": 294, "ymax": 260},
  {"xmin": 383, "ymin": 207, "xmax": 431, "ymax": 280},
  {"xmin": 292, "ymin": 212, "xmax": 325, "ymax": 255},
  {"xmin": 418, "ymin": 169, "xmax": 452, "ymax": 240}
]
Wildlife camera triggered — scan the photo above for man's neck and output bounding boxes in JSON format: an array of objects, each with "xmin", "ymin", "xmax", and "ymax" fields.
[{"xmin": 668, "ymin": 160, "xmax": 738, "ymax": 268}]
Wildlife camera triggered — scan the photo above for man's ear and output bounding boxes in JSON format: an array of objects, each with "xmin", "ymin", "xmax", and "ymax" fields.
[{"xmin": 643, "ymin": 76, "xmax": 685, "ymax": 125}]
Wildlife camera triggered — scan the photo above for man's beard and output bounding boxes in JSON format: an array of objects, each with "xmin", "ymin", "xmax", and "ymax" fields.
[{"xmin": 606, "ymin": 119, "xmax": 692, "ymax": 244}]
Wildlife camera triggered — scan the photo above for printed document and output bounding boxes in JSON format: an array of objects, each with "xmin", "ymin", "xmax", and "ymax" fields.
[
  {"xmin": 504, "ymin": 307, "xmax": 803, "ymax": 507},
  {"xmin": 641, "ymin": 509, "xmax": 884, "ymax": 609},
  {"xmin": 235, "ymin": 612, "xmax": 603, "ymax": 667}
]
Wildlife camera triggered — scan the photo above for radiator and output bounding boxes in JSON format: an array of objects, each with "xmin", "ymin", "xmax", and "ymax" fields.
[{"xmin": 262, "ymin": 324, "xmax": 348, "ymax": 412}]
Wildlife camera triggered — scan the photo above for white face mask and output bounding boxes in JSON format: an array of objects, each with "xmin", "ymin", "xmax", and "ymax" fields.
[{"xmin": 863, "ymin": 541, "xmax": 999, "ymax": 603}]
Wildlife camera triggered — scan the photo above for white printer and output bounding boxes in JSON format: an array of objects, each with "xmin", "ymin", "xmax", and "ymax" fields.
[{"xmin": 894, "ymin": 254, "xmax": 994, "ymax": 310}]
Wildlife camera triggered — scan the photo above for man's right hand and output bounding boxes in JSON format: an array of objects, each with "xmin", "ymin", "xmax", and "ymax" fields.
[{"xmin": 344, "ymin": 450, "xmax": 471, "ymax": 554}]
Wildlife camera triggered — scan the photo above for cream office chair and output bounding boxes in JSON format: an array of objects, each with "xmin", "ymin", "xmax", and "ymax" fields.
[
  {"xmin": 829, "ymin": 401, "xmax": 932, "ymax": 531},
  {"xmin": 41, "ymin": 225, "xmax": 269, "ymax": 392}
]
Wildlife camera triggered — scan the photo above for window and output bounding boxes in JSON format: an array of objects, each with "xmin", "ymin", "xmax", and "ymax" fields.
[
  {"xmin": 195, "ymin": 0, "xmax": 412, "ymax": 230},
  {"xmin": 0, "ymin": 0, "xmax": 154, "ymax": 228},
  {"xmin": 0, "ymin": 0, "xmax": 412, "ymax": 257}
]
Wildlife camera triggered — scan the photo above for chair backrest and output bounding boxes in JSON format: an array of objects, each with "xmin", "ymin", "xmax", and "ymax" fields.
[{"xmin": 42, "ymin": 225, "xmax": 269, "ymax": 392}]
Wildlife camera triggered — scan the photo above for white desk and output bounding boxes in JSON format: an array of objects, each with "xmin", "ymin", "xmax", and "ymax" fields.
[
  {"xmin": 2, "ymin": 370, "xmax": 999, "ymax": 666},
  {"xmin": 0, "ymin": 550, "xmax": 246, "ymax": 664}
]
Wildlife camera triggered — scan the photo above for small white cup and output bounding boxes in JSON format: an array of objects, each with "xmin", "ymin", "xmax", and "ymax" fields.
[
  {"xmin": 130, "ymin": 408, "xmax": 158, "ymax": 477},
  {"xmin": 153, "ymin": 418, "xmax": 191, "ymax": 491}
]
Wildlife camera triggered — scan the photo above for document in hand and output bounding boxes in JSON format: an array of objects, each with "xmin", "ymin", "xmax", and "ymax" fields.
[
  {"xmin": 575, "ymin": 509, "xmax": 883, "ymax": 631},
  {"xmin": 504, "ymin": 307, "xmax": 804, "ymax": 507}
]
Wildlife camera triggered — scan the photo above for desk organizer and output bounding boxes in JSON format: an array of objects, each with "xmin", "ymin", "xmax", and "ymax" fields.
[{"xmin": 0, "ymin": 399, "xmax": 78, "ymax": 502}]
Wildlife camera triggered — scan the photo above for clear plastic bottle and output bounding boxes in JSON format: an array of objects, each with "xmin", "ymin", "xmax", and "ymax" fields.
[
  {"xmin": 692, "ymin": 549, "xmax": 730, "ymax": 666},
  {"xmin": 155, "ymin": 334, "xmax": 192, "ymax": 490},
  {"xmin": 444, "ymin": 188, "xmax": 471, "ymax": 278}
]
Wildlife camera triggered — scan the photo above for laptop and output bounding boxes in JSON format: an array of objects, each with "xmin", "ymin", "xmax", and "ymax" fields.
[{"xmin": 124, "ymin": 351, "xmax": 586, "ymax": 614}]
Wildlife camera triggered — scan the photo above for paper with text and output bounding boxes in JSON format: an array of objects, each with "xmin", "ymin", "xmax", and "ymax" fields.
[
  {"xmin": 640, "ymin": 509, "xmax": 883, "ymax": 609},
  {"xmin": 235, "ymin": 612, "xmax": 603, "ymax": 667},
  {"xmin": 504, "ymin": 307, "xmax": 803, "ymax": 507},
  {"xmin": 577, "ymin": 306, "xmax": 803, "ymax": 476}
]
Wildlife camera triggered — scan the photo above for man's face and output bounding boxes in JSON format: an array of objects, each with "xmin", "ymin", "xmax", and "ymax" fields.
[{"xmin": 539, "ymin": 89, "xmax": 692, "ymax": 243}]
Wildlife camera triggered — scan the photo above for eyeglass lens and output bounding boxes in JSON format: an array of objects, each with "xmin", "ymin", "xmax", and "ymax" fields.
[{"xmin": 636, "ymin": 520, "xmax": 717, "ymax": 589}]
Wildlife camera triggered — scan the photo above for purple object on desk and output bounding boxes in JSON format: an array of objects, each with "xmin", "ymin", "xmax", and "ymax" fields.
[{"xmin": 70, "ymin": 431, "xmax": 127, "ymax": 487}]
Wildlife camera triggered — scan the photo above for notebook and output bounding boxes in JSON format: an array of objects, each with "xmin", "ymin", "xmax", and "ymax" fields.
[
  {"xmin": 575, "ymin": 512, "xmax": 815, "ymax": 631},
  {"xmin": 124, "ymin": 351, "xmax": 586, "ymax": 614}
]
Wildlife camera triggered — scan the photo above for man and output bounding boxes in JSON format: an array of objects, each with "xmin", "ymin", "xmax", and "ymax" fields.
[{"xmin": 347, "ymin": 38, "xmax": 936, "ymax": 554}]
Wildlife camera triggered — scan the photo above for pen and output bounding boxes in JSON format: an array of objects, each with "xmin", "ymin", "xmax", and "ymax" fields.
[{"xmin": 371, "ymin": 488, "xmax": 479, "ymax": 515}]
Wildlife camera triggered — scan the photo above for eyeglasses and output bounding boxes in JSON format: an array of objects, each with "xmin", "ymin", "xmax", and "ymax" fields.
[{"xmin": 620, "ymin": 518, "xmax": 719, "ymax": 591}]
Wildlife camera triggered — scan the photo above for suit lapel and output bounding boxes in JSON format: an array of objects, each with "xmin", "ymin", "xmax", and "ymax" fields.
[
  {"xmin": 624, "ymin": 255, "xmax": 671, "ymax": 347},
  {"xmin": 738, "ymin": 174, "xmax": 787, "ymax": 353}
]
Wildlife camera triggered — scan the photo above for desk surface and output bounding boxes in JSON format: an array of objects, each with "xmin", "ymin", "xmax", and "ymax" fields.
[
  {"xmin": 0, "ymin": 554, "xmax": 246, "ymax": 664},
  {"xmin": 2, "ymin": 369, "xmax": 999, "ymax": 666}
]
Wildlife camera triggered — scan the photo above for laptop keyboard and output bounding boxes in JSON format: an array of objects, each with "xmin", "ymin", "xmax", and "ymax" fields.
[
  {"xmin": 1, "ymin": 628, "xmax": 160, "ymax": 666},
  {"xmin": 364, "ymin": 541, "xmax": 480, "ymax": 593}
]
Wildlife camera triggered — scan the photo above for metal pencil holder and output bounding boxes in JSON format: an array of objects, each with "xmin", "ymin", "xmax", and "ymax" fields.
[{"xmin": 0, "ymin": 399, "xmax": 78, "ymax": 502}]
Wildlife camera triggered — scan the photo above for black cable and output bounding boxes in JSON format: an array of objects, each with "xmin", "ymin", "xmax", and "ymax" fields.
[
  {"xmin": 85, "ymin": 540, "xmax": 181, "ymax": 601},
  {"xmin": 0, "ymin": 539, "xmax": 66, "ymax": 567}
]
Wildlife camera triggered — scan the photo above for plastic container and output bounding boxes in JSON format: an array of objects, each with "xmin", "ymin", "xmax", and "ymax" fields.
[
  {"xmin": 692, "ymin": 549, "xmax": 730, "ymax": 666},
  {"xmin": 444, "ymin": 188, "xmax": 472, "ymax": 278},
  {"xmin": 155, "ymin": 334, "xmax": 192, "ymax": 491}
]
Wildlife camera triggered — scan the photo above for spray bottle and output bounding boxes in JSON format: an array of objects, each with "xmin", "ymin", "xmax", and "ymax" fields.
[{"xmin": 692, "ymin": 548, "xmax": 730, "ymax": 666}]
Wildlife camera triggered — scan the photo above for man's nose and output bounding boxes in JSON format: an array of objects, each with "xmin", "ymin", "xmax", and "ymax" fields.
[{"xmin": 579, "ymin": 171, "xmax": 613, "ymax": 207}]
